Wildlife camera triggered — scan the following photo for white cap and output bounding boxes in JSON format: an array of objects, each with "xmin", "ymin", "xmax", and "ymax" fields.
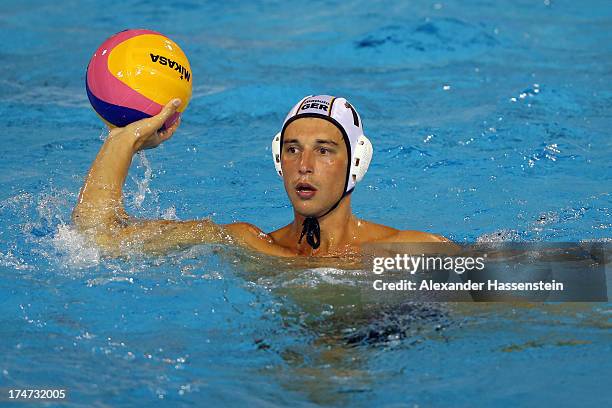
[{"xmin": 272, "ymin": 95, "xmax": 373, "ymax": 193}]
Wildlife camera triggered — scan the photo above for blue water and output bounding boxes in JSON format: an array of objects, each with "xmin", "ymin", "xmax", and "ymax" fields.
[{"xmin": 1, "ymin": 0, "xmax": 611, "ymax": 406}]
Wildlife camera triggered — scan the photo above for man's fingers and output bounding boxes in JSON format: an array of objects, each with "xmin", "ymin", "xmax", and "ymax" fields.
[
  {"xmin": 128, "ymin": 98, "xmax": 182, "ymax": 134},
  {"xmin": 157, "ymin": 117, "xmax": 181, "ymax": 142},
  {"xmin": 153, "ymin": 98, "xmax": 182, "ymax": 128}
]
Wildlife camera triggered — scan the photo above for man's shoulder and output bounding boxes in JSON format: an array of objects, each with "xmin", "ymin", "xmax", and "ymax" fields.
[
  {"xmin": 357, "ymin": 219, "xmax": 449, "ymax": 244},
  {"xmin": 224, "ymin": 222, "xmax": 274, "ymax": 247},
  {"xmin": 224, "ymin": 222, "xmax": 266, "ymax": 236},
  {"xmin": 381, "ymin": 229, "xmax": 450, "ymax": 243},
  {"xmin": 223, "ymin": 222, "xmax": 295, "ymax": 256}
]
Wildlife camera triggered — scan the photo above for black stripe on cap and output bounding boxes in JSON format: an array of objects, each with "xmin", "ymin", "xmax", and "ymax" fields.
[
  {"xmin": 328, "ymin": 97, "xmax": 336, "ymax": 117},
  {"xmin": 346, "ymin": 103, "xmax": 360, "ymax": 127}
]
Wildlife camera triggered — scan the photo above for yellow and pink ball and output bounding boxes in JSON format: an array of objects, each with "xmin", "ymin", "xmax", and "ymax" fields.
[{"xmin": 86, "ymin": 29, "xmax": 192, "ymax": 129}]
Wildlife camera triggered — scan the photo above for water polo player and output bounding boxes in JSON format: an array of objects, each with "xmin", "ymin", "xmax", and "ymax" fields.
[{"xmin": 73, "ymin": 94, "xmax": 449, "ymax": 256}]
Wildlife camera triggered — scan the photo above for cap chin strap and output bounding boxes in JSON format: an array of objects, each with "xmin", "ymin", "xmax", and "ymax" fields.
[
  {"xmin": 298, "ymin": 189, "xmax": 351, "ymax": 250},
  {"xmin": 299, "ymin": 217, "xmax": 321, "ymax": 249}
]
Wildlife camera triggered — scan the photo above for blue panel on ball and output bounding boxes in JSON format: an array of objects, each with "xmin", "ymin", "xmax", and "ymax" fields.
[{"xmin": 86, "ymin": 79, "xmax": 151, "ymax": 127}]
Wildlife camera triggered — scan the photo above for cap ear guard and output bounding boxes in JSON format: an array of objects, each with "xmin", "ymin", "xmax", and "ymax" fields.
[
  {"xmin": 272, "ymin": 132, "xmax": 282, "ymax": 176},
  {"xmin": 349, "ymin": 135, "xmax": 373, "ymax": 184}
]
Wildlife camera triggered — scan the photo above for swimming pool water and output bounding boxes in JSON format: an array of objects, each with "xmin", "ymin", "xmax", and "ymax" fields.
[{"xmin": 1, "ymin": 0, "xmax": 611, "ymax": 406}]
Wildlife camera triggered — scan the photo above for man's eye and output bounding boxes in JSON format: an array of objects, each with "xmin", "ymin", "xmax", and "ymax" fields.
[
  {"xmin": 319, "ymin": 148, "xmax": 330, "ymax": 154},
  {"xmin": 286, "ymin": 146, "xmax": 297, "ymax": 153}
]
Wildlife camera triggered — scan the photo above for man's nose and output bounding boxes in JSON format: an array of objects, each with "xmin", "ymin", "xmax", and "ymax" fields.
[{"xmin": 299, "ymin": 150, "xmax": 314, "ymax": 174}]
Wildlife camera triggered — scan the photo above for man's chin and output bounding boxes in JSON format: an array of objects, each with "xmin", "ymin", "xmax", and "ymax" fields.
[{"xmin": 291, "ymin": 200, "xmax": 327, "ymax": 218}]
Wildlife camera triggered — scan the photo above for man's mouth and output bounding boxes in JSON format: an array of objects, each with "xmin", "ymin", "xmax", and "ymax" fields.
[{"xmin": 295, "ymin": 182, "xmax": 317, "ymax": 199}]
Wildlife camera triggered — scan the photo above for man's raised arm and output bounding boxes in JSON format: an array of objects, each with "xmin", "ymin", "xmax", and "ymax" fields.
[{"xmin": 72, "ymin": 99, "xmax": 227, "ymax": 255}]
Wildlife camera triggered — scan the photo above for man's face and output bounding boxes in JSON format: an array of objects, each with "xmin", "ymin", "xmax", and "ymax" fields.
[{"xmin": 281, "ymin": 117, "xmax": 348, "ymax": 217}]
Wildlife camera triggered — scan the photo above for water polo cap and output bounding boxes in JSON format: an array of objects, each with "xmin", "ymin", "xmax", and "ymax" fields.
[{"xmin": 271, "ymin": 95, "xmax": 373, "ymax": 249}]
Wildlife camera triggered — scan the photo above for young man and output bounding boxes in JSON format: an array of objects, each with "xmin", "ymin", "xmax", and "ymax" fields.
[{"xmin": 73, "ymin": 95, "xmax": 448, "ymax": 257}]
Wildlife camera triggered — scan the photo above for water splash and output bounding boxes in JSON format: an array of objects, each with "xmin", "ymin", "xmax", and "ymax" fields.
[
  {"xmin": 0, "ymin": 249, "xmax": 34, "ymax": 271},
  {"xmin": 130, "ymin": 151, "xmax": 154, "ymax": 209},
  {"xmin": 0, "ymin": 188, "xmax": 104, "ymax": 272},
  {"xmin": 52, "ymin": 224, "xmax": 101, "ymax": 269},
  {"xmin": 279, "ymin": 268, "xmax": 361, "ymax": 289},
  {"xmin": 477, "ymin": 229, "xmax": 521, "ymax": 242}
]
